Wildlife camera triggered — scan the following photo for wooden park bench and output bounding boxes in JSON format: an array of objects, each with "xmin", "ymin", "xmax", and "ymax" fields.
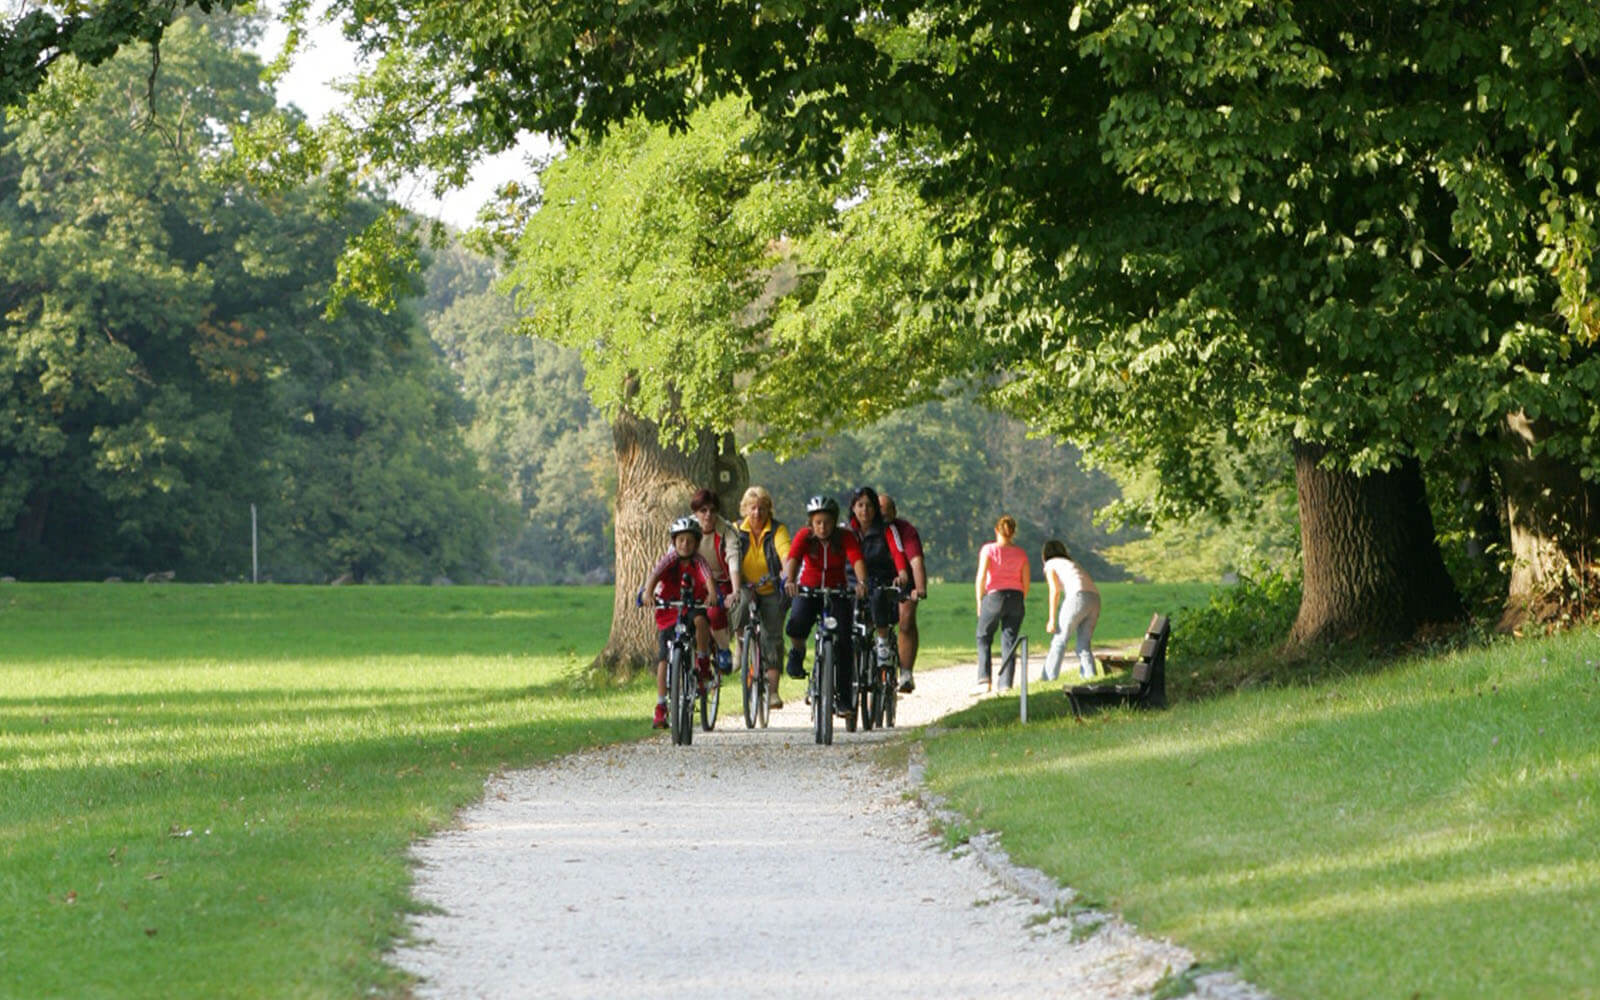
[{"xmin": 1067, "ymin": 612, "xmax": 1169, "ymax": 718}]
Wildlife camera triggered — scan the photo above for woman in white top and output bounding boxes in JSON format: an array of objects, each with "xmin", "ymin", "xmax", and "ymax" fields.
[{"xmin": 1041, "ymin": 539, "xmax": 1103, "ymax": 681}]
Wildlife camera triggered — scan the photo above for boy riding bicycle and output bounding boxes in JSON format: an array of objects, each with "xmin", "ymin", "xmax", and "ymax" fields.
[
  {"xmin": 783, "ymin": 495, "xmax": 868, "ymax": 713},
  {"xmin": 638, "ymin": 516, "xmax": 717, "ymax": 729}
]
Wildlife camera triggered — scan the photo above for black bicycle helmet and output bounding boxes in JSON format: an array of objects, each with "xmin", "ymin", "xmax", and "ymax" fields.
[
  {"xmin": 804, "ymin": 494, "xmax": 840, "ymax": 518},
  {"xmin": 669, "ymin": 515, "xmax": 703, "ymax": 539}
]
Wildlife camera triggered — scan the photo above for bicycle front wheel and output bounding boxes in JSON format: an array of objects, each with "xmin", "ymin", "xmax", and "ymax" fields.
[
  {"xmin": 701, "ymin": 660, "xmax": 720, "ymax": 732},
  {"xmin": 740, "ymin": 635, "xmax": 757, "ymax": 729},
  {"xmin": 816, "ymin": 642, "xmax": 835, "ymax": 745},
  {"xmin": 667, "ymin": 648, "xmax": 690, "ymax": 746}
]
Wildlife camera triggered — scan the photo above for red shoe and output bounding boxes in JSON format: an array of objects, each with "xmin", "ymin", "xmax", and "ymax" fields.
[{"xmin": 652, "ymin": 703, "xmax": 667, "ymax": 729}]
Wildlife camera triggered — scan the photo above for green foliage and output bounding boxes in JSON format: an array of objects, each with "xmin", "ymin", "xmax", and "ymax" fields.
[
  {"xmin": 509, "ymin": 99, "xmax": 967, "ymax": 451},
  {"xmin": 420, "ymin": 242, "xmax": 614, "ymax": 583},
  {"xmin": 1104, "ymin": 437, "xmax": 1300, "ymax": 583},
  {"xmin": 0, "ymin": 17, "xmax": 499, "ymax": 583},
  {"xmin": 746, "ymin": 392, "xmax": 1132, "ymax": 581},
  {"xmin": 1168, "ymin": 564, "xmax": 1303, "ymax": 670},
  {"xmin": 251, "ymin": 0, "xmax": 1600, "ymax": 626}
]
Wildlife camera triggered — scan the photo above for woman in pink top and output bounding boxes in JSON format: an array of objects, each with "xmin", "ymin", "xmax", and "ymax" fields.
[{"xmin": 974, "ymin": 514, "xmax": 1029, "ymax": 692}]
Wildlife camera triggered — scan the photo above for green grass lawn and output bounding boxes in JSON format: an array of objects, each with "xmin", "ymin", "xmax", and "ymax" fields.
[
  {"xmin": 923, "ymin": 628, "xmax": 1600, "ymax": 999},
  {"xmin": 0, "ymin": 582, "xmax": 637, "ymax": 999},
  {"xmin": 8, "ymin": 580, "xmax": 1592, "ymax": 999}
]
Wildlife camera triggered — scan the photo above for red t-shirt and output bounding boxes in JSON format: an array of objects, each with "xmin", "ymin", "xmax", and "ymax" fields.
[
  {"xmin": 980, "ymin": 542, "xmax": 1029, "ymax": 593},
  {"xmin": 651, "ymin": 553, "xmax": 715, "ymax": 630},
  {"xmin": 788, "ymin": 526, "xmax": 864, "ymax": 589}
]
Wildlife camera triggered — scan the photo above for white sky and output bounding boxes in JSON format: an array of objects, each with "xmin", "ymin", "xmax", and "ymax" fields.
[{"xmin": 252, "ymin": 6, "xmax": 551, "ymax": 230}]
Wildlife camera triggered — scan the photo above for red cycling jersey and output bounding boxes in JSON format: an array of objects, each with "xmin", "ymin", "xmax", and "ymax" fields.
[
  {"xmin": 788, "ymin": 526, "xmax": 864, "ymax": 589},
  {"xmin": 650, "ymin": 553, "xmax": 715, "ymax": 630},
  {"xmin": 887, "ymin": 518, "xmax": 923, "ymax": 562}
]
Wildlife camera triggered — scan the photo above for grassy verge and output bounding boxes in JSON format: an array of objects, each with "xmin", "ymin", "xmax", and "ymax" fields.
[
  {"xmin": 922, "ymin": 628, "xmax": 1600, "ymax": 998},
  {"xmin": 0, "ymin": 583, "xmax": 640, "ymax": 999}
]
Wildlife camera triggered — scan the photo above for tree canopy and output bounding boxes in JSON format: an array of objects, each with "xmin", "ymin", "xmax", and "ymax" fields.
[
  {"xmin": 9, "ymin": 0, "xmax": 1599, "ymax": 628},
  {"xmin": 0, "ymin": 15, "xmax": 499, "ymax": 582}
]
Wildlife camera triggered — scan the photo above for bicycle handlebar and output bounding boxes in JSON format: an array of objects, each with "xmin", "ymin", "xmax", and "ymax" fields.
[{"xmin": 651, "ymin": 595, "xmax": 704, "ymax": 612}]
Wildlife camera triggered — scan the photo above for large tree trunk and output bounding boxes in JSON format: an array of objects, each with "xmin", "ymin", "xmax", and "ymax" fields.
[
  {"xmin": 1498, "ymin": 411, "xmax": 1600, "ymax": 632},
  {"xmin": 593, "ymin": 406, "xmax": 747, "ymax": 677},
  {"xmin": 1289, "ymin": 442, "xmax": 1463, "ymax": 646}
]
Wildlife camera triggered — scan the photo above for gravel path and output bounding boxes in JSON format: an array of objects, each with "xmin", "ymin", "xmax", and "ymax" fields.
[{"xmin": 389, "ymin": 664, "xmax": 1268, "ymax": 1000}]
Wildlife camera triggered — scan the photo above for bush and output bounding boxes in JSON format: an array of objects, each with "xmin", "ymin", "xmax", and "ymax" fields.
[{"xmin": 1170, "ymin": 563, "xmax": 1302, "ymax": 668}]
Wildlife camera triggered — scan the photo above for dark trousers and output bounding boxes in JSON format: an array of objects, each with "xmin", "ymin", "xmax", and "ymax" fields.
[{"xmin": 977, "ymin": 589, "xmax": 1025, "ymax": 688}]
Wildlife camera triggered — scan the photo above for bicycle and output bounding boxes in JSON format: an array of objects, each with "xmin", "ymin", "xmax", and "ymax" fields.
[
  {"xmin": 847, "ymin": 590, "xmax": 874, "ymax": 733},
  {"xmin": 853, "ymin": 583, "xmax": 902, "ymax": 732},
  {"xmin": 797, "ymin": 584, "xmax": 850, "ymax": 746},
  {"xmin": 653, "ymin": 581, "xmax": 706, "ymax": 747},
  {"xmin": 736, "ymin": 586, "xmax": 774, "ymax": 729}
]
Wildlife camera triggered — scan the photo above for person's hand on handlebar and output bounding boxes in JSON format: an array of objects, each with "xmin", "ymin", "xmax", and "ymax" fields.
[
  {"xmin": 784, "ymin": 578, "xmax": 798, "ymax": 598},
  {"xmin": 855, "ymin": 580, "xmax": 867, "ymax": 600},
  {"xmin": 895, "ymin": 569, "xmax": 910, "ymax": 590}
]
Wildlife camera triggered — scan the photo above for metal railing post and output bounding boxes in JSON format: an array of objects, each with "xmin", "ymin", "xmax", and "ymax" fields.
[{"xmin": 1019, "ymin": 635, "xmax": 1029, "ymax": 724}]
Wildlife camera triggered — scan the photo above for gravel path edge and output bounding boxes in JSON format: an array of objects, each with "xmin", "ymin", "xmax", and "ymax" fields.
[{"xmin": 903, "ymin": 739, "xmax": 1275, "ymax": 1000}]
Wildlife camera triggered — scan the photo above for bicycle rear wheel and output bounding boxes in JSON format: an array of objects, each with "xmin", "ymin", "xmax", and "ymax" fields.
[
  {"xmin": 865, "ymin": 653, "xmax": 884, "ymax": 731},
  {"xmin": 857, "ymin": 646, "xmax": 873, "ymax": 732},
  {"xmin": 701, "ymin": 660, "xmax": 720, "ymax": 731},
  {"xmin": 844, "ymin": 644, "xmax": 860, "ymax": 733},
  {"xmin": 740, "ymin": 635, "xmax": 757, "ymax": 729},
  {"xmin": 757, "ymin": 673, "xmax": 770, "ymax": 727}
]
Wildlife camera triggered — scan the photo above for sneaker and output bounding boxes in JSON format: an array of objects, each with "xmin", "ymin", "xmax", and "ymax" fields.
[
  {"xmin": 874, "ymin": 640, "xmax": 893, "ymax": 667},
  {"xmin": 652, "ymin": 703, "xmax": 668, "ymax": 729},
  {"xmin": 716, "ymin": 649, "xmax": 733, "ymax": 674},
  {"xmin": 786, "ymin": 662, "xmax": 807, "ymax": 680},
  {"xmin": 898, "ymin": 668, "xmax": 915, "ymax": 694},
  {"xmin": 769, "ymin": 694, "xmax": 783, "ymax": 710}
]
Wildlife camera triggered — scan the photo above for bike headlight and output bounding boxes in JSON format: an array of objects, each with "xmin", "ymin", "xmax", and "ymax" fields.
[{"xmin": 822, "ymin": 614, "xmax": 839, "ymax": 630}]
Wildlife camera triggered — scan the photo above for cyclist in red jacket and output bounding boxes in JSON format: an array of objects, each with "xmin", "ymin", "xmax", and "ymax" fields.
[
  {"xmin": 879, "ymin": 493, "xmax": 929, "ymax": 693},
  {"xmin": 638, "ymin": 516, "xmax": 716, "ymax": 729},
  {"xmin": 782, "ymin": 495, "xmax": 867, "ymax": 711},
  {"xmin": 845, "ymin": 486, "xmax": 911, "ymax": 680}
]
